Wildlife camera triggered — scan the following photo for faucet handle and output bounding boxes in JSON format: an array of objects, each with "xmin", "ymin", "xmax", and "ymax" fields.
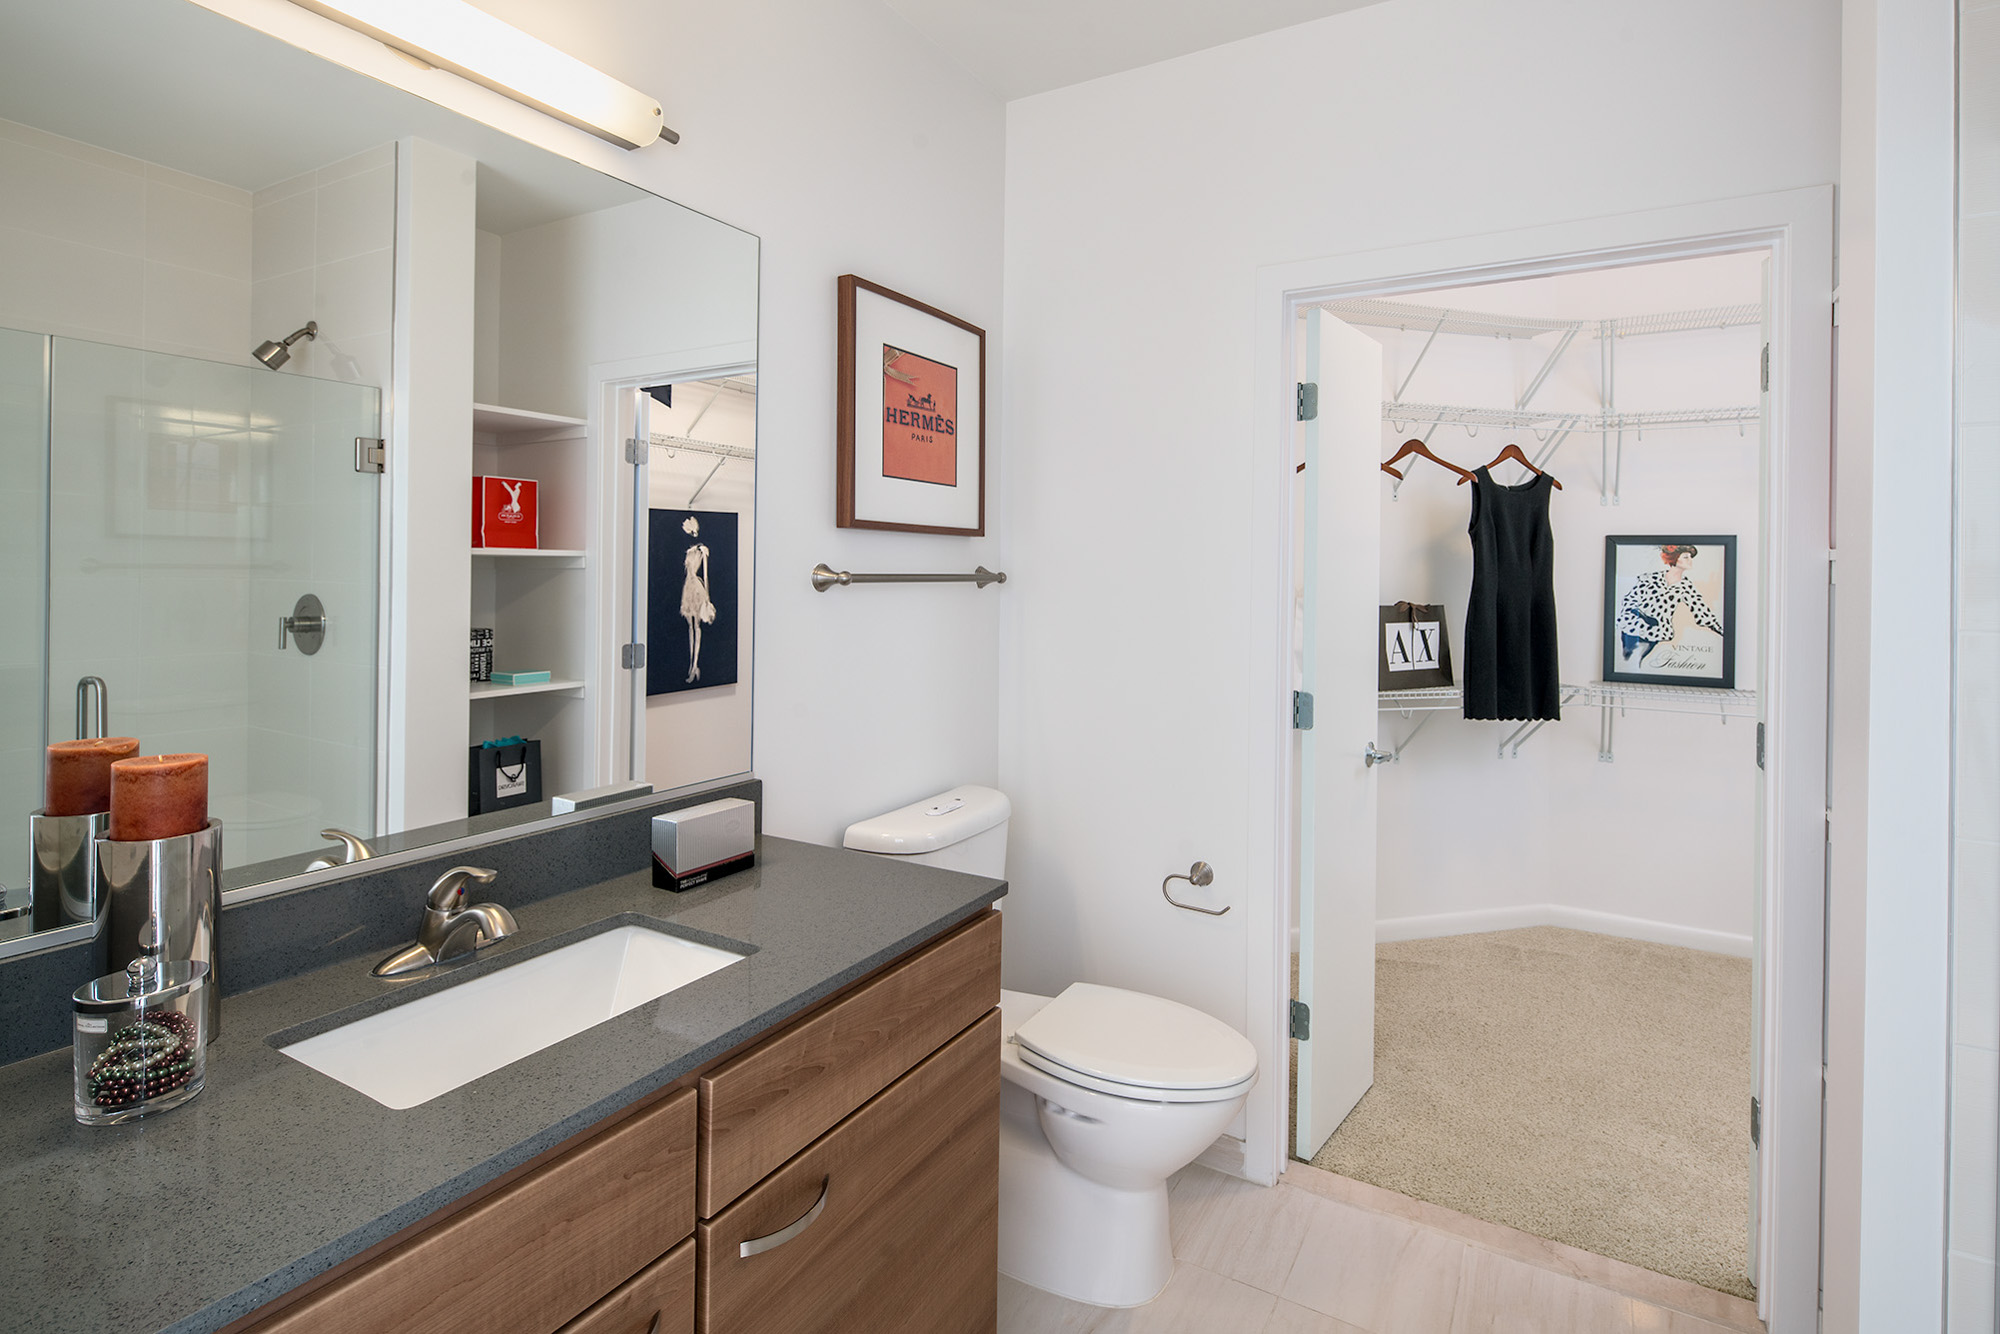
[{"xmin": 427, "ymin": 866, "xmax": 498, "ymax": 911}]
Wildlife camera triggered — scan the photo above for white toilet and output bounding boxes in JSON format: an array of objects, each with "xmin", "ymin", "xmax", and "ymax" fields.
[{"xmin": 844, "ymin": 786, "xmax": 1259, "ymax": 1309}]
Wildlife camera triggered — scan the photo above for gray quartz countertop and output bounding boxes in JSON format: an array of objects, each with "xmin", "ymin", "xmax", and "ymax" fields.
[{"xmin": 0, "ymin": 835, "xmax": 1006, "ymax": 1334}]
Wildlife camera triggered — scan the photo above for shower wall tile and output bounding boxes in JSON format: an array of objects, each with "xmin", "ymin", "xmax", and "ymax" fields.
[
  {"xmin": 140, "ymin": 263, "xmax": 250, "ymax": 365},
  {"xmin": 314, "ymin": 165, "xmax": 394, "ymax": 266},
  {"xmin": 315, "ymin": 143, "xmax": 394, "ymax": 185},
  {"xmin": 0, "ymin": 117, "xmax": 143, "ymax": 180},
  {"xmin": 1956, "ymin": 631, "xmax": 2000, "ymax": 845},
  {"xmin": 1951, "ymin": 1043, "xmax": 2000, "ymax": 1262},
  {"xmin": 1950, "ymin": 1255, "xmax": 1997, "ymax": 1334},
  {"xmin": 0, "ymin": 225, "xmax": 145, "ymax": 343},
  {"xmin": 248, "ymin": 143, "xmax": 394, "ymax": 393},
  {"xmin": 1957, "ymin": 839, "xmax": 2000, "ymax": 1053},
  {"xmin": 144, "ymin": 179, "xmax": 253, "ymax": 280},
  {"xmin": 251, "ymin": 190, "xmax": 318, "ymax": 285},
  {"xmin": 0, "ymin": 134, "xmax": 145, "ymax": 255}
]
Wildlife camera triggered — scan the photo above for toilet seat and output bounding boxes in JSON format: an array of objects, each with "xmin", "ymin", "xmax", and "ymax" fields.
[{"xmin": 1012, "ymin": 983, "xmax": 1258, "ymax": 1105}]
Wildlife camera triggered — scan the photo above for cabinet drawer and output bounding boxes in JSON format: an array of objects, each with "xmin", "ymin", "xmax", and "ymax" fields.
[
  {"xmin": 559, "ymin": 1237, "xmax": 694, "ymax": 1334},
  {"xmin": 256, "ymin": 1088, "xmax": 696, "ymax": 1334},
  {"xmin": 697, "ymin": 1009, "xmax": 999, "ymax": 1334},
  {"xmin": 698, "ymin": 909, "xmax": 1000, "ymax": 1216}
]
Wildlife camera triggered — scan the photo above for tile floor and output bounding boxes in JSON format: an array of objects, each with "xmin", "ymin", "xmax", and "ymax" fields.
[{"xmin": 998, "ymin": 1165, "xmax": 1759, "ymax": 1334}]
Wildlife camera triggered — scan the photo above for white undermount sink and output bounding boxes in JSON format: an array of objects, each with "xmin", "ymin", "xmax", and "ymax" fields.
[{"xmin": 281, "ymin": 925, "xmax": 746, "ymax": 1109}]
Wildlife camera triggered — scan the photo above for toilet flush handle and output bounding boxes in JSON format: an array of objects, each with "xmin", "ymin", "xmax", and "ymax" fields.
[{"xmin": 1162, "ymin": 862, "xmax": 1228, "ymax": 916}]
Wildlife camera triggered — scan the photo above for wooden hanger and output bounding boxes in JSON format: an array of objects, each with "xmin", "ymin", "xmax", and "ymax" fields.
[
  {"xmin": 1457, "ymin": 442, "xmax": 1562, "ymax": 490},
  {"xmin": 1380, "ymin": 438, "xmax": 1472, "ymax": 482}
]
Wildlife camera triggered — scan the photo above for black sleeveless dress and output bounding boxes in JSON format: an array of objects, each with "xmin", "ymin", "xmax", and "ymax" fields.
[{"xmin": 1462, "ymin": 467, "xmax": 1560, "ymax": 721}]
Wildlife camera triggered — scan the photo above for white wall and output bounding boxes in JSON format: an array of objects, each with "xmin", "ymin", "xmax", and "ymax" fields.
[
  {"xmin": 1824, "ymin": 1, "xmax": 1960, "ymax": 1329},
  {"xmin": 999, "ymin": 0, "xmax": 1839, "ymax": 1170},
  {"xmin": 1365, "ymin": 255, "xmax": 1764, "ymax": 952}
]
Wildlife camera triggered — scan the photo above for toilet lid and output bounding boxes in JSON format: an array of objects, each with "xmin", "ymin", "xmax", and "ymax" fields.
[{"xmin": 1012, "ymin": 983, "xmax": 1257, "ymax": 1092}]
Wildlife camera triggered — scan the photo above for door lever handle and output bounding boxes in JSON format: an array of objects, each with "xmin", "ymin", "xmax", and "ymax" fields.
[{"xmin": 1364, "ymin": 742, "xmax": 1393, "ymax": 767}]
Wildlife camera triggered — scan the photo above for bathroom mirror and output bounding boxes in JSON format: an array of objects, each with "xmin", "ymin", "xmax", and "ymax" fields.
[{"xmin": 0, "ymin": 0, "xmax": 758, "ymax": 948}]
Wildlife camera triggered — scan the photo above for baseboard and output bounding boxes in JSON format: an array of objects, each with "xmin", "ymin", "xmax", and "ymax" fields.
[
  {"xmin": 1194, "ymin": 1133, "xmax": 1250, "ymax": 1180},
  {"xmin": 1375, "ymin": 904, "xmax": 1752, "ymax": 958}
]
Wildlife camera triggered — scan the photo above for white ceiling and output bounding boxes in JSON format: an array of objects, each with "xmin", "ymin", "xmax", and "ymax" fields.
[{"xmin": 877, "ymin": 0, "xmax": 1389, "ymax": 100}]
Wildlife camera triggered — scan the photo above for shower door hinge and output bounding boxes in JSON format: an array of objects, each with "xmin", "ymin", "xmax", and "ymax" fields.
[
  {"xmin": 353, "ymin": 437, "xmax": 385, "ymax": 474},
  {"xmin": 620, "ymin": 643, "xmax": 646, "ymax": 670},
  {"xmin": 1750, "ymin": 1095, "xmax": 1761, "ymax": 1148},
  {"xmin": 1760, "ymin": 343, "xmax": 1770, "ymax": 393},
  {"xmin": 1290, "ymin": 1000, "xmax": 1311, "ymax": 1041},
  {"xmin": 624, "ymin": 437, "xmax": 648, "ymax": 466},
  {"xmin": 1296, "ymin": 382, "xmax": 1318, "ymax": 422},
  {"xmin": 1756, "ymin": 721, "xmax": 1765, "ymax": 770},
  {"xmin": 1292, "ymin": 690, "xmax": 1314, "ymax": 730}
]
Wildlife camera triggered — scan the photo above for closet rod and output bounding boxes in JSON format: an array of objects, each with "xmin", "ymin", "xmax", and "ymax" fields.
[{"xmin": 811, "ymin": 564, "xmax": 1006, "ymax": 592}]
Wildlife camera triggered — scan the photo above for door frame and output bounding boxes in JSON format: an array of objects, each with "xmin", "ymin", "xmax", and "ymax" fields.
[{"xmin": 1246, "ymin": 186, "xmax": 1832, "ymax": 1332}]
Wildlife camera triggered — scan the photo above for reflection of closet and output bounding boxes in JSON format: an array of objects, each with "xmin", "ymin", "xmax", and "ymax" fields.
[
  {"xmin": 468, "ymin": 402, "xmax": 598, "ymax": 802},
  {"xmin": 1337, "ymin": 294, "xmax": 1764, "ymax": 758}
]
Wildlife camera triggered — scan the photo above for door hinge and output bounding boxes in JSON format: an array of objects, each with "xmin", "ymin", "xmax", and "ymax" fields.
[
  {"xmin": 1760, "ymin": 343, "xmax": 1770, "ymax": 393},
  {"xmin": 1296, "ymin": 382, "xmax": 1318, "ymax": 422},
  {"xmin": 620, "ymin": 643, "xmax": 646, "ymax": 669},
  {"xmin": 1292, "ymin": 690, "xmax": 1315, "ymax": 730},
  {"xmin": 1750, "ymin": 1094, "xmax": 1761, "ymax": 1148},
  {"xmin": 1290, "ymin": 999, "xmax": 1311, "ymax": 1041},
  {"xmin": 1756, "ymin": 721, "xmax": 1766, "ymax": 770},
  {"xmin": 353, "ymin": 437, "xmax": 385, "ymax": 474},
  {"xmin": 624, "ymin": 437, "xmax": 648, "ymax": 466}
]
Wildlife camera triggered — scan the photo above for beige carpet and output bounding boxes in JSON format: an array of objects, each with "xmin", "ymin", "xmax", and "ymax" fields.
[{"xmin": 1299, "ymin": 927, "xmax": 1753, "ymax": 1301}]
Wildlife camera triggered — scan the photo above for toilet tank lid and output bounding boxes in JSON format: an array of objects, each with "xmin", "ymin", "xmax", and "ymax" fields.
[
  {"xmin": 1013, "ymin": 982, "xmax": 1257, "ymax": 1092},
  {"xmin": 842, "ymin": 785, "xmax": 1011, "ymax": 855}
]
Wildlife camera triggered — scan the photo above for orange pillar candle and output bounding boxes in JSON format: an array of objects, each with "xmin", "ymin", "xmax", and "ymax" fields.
[
  {"xmin": 44, "ymin": 737, "xmax": 141, "ymax": 816},
  {"xmin": 108, "ymin": 754, "xmax": 209, "ymax": 842}
]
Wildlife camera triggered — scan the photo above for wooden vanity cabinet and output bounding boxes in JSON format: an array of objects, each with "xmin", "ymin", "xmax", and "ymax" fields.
[{"xmin": 237, "ymin": 910, "xmax": 1000, "ymax": 1334}]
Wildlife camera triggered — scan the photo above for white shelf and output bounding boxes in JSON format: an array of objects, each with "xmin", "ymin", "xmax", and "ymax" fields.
[
  {"xmin": 472, "ymin": 402, "xmax": 587, "ymax": 437},
  {"xmin": 470, "ymin": 678, "xmax": 585, "ymax": 701},
  {"xmin": 472, "ymin": 547, "xmax": 586, "ymax": 563}
]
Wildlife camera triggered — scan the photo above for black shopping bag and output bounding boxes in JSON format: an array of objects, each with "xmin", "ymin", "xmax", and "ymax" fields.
[
  {"xmin": 1378, "ymin": 602, "xmax": 1454, "ymax": 691},
  {"xmin": 469, "ymin": 737, "xmax": 542, "ymax": 815}
]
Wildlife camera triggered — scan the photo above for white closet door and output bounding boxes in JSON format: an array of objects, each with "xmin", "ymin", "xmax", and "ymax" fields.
[{"xmin": 1295, "ymin": 309, "xmax": 1383, "ymax": 1161}]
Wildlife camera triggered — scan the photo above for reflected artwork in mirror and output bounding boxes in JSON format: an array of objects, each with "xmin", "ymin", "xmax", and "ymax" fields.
[{"xmin": 0, "ymin": 0, "xmax": 758, "ymax": 949}]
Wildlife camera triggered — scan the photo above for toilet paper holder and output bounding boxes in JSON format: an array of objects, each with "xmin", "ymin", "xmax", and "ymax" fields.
[{"xmin": 1162, "ymin": 861, "xmax": 1228, "ymax": 916}]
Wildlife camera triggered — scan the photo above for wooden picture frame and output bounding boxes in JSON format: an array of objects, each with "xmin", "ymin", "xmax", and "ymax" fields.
[
  {"xmin": 837, "ymin": 275, "xmax": 986, "ymax": 535},
  {"xmin": 1601, "ymin": 534, "xmax": 1738, "ymax": 689}
]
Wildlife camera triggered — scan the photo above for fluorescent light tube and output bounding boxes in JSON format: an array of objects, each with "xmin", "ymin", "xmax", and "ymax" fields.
[{"xmin": 286, "ymin": 0, "xmax": 675, "ymax": 148}]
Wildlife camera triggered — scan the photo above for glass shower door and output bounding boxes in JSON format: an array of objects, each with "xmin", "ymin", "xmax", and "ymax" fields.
[
  {"xmin": 0, "ymin": 328, "xmax": 48, "ymax": 928},
  {"xmin": 46, "ymin": 338, "xmax": 380, "ymax": 871}
]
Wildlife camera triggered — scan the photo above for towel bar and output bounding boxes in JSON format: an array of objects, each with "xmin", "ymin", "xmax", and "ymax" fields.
[{"xmin": 811, "ymin": 563, "xmax": 1006, "ymax": 591}]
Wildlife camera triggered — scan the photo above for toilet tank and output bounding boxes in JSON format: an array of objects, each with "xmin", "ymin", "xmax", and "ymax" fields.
[{"xmin": 843, "ymin": 785, "xmax": 1010, "ymax": 878}]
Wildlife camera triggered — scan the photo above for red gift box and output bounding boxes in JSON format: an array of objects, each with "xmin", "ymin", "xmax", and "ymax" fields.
[{"xmin": 472, "ymin": 475, "xmax": 539, "ymax": 549}]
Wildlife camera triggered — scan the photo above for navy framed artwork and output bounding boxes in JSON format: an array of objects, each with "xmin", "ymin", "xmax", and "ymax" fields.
[
  {"xmin": 648, "ymin": 508, "xmax": 739, "ymax": 695},
  {"xmin": 1601, "ymin": 535, "xmax": 1737, "ymax": 689}
]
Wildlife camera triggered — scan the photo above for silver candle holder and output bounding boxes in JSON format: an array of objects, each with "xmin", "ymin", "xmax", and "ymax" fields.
[
  {"xmin": 98, "ymin": 820, "xmax": 222, "ymax": 1040},
  {"xmin": 30, "ymin": 810, "xmax": 110, "ymax": 933}
]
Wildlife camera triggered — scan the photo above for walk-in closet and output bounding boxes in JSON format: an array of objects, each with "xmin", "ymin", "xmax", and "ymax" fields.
[{"xmin": 1290, "ymin": 250, "xmax": 1769, "ymax": 1303}]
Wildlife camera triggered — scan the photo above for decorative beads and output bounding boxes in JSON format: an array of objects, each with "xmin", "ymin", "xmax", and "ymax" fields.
[{"xmin": 86, "ymin": 1011, "xmax": 196, "ymax": 1109}]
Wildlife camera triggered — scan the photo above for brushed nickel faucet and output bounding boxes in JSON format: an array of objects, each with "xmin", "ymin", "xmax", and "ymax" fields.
[
  {"xmin": 305, "ymin": 828, "xmax": 375, "ymax": 872},
  {"xmin": 372, "ymin": 866, "xmax": 518, "ymax": 978}
]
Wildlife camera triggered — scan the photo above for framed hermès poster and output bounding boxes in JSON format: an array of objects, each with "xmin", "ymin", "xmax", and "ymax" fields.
[
  {"xmin": 837, "ymin": 275, "xmax": 986, "ymax": 534},
  {"xmin": 1601, "ymin": 535, "xmax": 1737, "ymax": 688}
]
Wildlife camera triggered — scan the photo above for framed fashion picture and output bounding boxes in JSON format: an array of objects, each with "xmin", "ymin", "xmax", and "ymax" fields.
[
  {"xmin": 837, "ymin": 274, "xmax": 986, "ymax": 535},
  {"xmin": 1601, "ymin": 535, "xmax": 1737, "ymax": 689},
  {"xmin": 647, "ymin": 508, "xmax": 739, "ymax": 695}
]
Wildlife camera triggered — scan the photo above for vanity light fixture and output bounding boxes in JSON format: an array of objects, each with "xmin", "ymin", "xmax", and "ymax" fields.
[{"xmin": 284, "ymin": 0, "xmax": 678, "ymax": 148}]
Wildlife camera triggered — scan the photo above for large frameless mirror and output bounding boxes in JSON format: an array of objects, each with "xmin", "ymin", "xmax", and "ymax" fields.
[{"xmin": 0, "ymin": 0, "xmax": 758, "ymax": 949}]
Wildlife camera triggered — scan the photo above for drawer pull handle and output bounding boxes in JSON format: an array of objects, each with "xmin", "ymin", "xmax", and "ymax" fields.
[
  {"xmin": 739, "ymin": 1176, "xmax": 830, "ymax": 1259},
  {"xmin": 644, "ymin": 1315, "xmax": 661, "ymax": 1334}
]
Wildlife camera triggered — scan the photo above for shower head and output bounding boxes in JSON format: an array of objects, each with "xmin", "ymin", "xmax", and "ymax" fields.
[{"xmin": 253, "ymin": 321, "xmax": 318, "ymax": 370}]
